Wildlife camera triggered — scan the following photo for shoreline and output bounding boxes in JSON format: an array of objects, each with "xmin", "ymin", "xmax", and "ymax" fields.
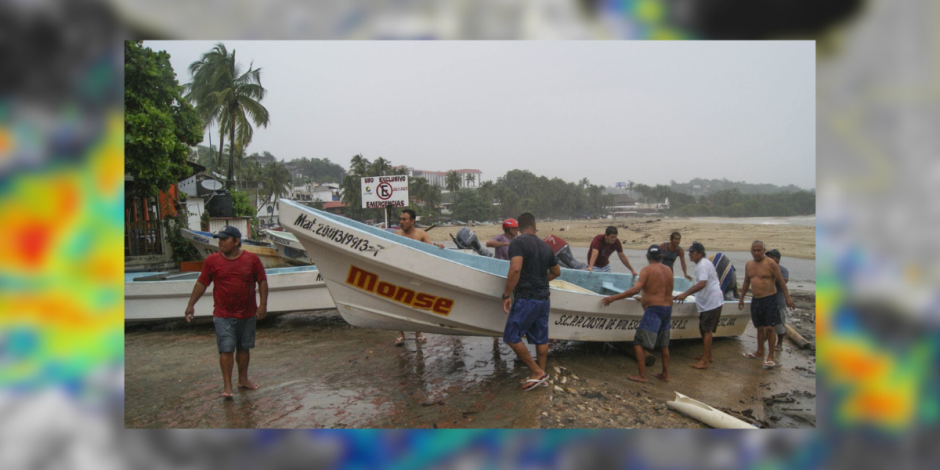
[{"xmin": 428, "ymin": 217, "xmax": 816, "ymax": 260}]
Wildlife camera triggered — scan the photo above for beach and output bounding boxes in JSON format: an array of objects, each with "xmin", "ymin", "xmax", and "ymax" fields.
[
  {"xmin": 428, "ymin": 217, "xmax": 816, "ymax": 260},
  {"xmin": 125, "ymin": 291, "xmax": 815, "ymax": 429}
]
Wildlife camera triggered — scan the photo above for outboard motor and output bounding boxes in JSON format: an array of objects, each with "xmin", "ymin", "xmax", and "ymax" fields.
[
  {"xmin": 543, "ymin": 234, "xmax": 588, "ymax": 270},
  {"xmin": 711, "ymin": 252, "xmax": 739, "ymax": 300},
  {"xmin": 450, "ymin": 227, "xmax": 494, "ymax": 257}
]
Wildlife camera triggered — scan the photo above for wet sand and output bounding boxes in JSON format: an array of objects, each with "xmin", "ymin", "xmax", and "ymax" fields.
[
  {"xmin": 428, "ymin": 217, "xmax": 816, "ymax": 259},
  {"xmin": 125, "ymin": 295, "xmax": 815, "ymax": 429}
]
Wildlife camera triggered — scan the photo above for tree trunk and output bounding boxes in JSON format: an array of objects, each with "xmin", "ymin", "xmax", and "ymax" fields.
[
  {"xmin": 227, "ymin": 114, "xmax": 236, "ymax": 189},
  {"xmin": 217, "ymin": 128, "xmax": 225, "ymax": 171}
]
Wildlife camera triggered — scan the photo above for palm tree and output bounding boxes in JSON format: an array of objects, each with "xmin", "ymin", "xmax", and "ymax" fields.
[
  {"xmin": 349, "ymin": 153, "xmax": 369, "ymax": 175},
  {"xmin": 627, "ymin": 180, "xmax": 635, "ymax": 198},
  {"xmin": 221, "ymin": 142, "xmax": 247, "ymax": 180},
  {"xmin": 410, "ymin": 177, "xmax": 428, "ymax": 205},
  {"xmin": 465, "ymin": 173, "xmax": 475, "ymax": 188},
  {"xmin": 579, "ymin": 178, "xmax": 590, "ymax": 189},
  {"xmin": 256, "ymin": 161, "xmax": 291, "ymax": 215},
  {"xmin": 185, "ymin": 44, "xmax": 231, "ymax": 169},
  {"xmin": 445, "ymin": 170, "xmax": 462, "ymax": 193},
  {"xmin": 370, "ymin": 157, "xmax": 391, "ymax": 176},
  {"xmin": 185, "ymin": 43, "xmax": 271, "ymax": 189}
]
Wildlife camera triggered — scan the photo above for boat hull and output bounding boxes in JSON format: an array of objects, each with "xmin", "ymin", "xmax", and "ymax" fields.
[
  {"xmin": 264, "ymin": 230, "xmax": 314, "ymax": 265},
  {"xmin": 279, "ymin": 201, "xmax": 750, "ymax": 342},
  {"xmin": 124, "ymin": 266, "xmax": 334, "ymax": 321},
  {"xmin": 181, "ymin": 228, "xmax": 293, "ymax": 269}
]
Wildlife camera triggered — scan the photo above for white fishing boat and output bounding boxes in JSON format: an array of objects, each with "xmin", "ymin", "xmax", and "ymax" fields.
[
  {"xmin": 278, "ymin": 200, "xmax": 750, "ymax": 341},
  {"xmin": 124, "ymin": 266, "xmax": 334, "ymax": 321},
  {"xmin": 263, "ymin": 229, "xmax": 314, "ymax": 265},
  {"xmin": 180, "ymin": 228, "xmax": 293, "ymax": 269}
]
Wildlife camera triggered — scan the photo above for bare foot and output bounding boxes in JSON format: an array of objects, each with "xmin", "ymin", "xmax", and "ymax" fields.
[
  {"xmin": 221, "ymin": 390, "xmax": 234, "ymax": 399},
  {"xmin": 689, "ymin": 361, "xmax": 709, "ymax": 369},
  {"xmin": 651, "ymin": 372, "xmax": 669, "ymax": 382},
  {"xmin": 693, "ymin": 355, "xmax": 714, "ymax": 363},
  {"xmin": 237, "ymin": 380, "xmax": 260, "ymax": 390},
  {"xmin": 626, "ymin": 375, "xmax": 648, "ymax": 383}
]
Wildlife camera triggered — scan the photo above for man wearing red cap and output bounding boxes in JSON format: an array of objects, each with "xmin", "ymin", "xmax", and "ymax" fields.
[{"xmin": 487, "ymin": 219, "xmax": 520, "ymax": 260}]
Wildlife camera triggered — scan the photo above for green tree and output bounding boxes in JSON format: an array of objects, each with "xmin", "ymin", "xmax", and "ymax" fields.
[
  {"xmin": 370, "ymin": 157, "xmax": 392, "ymax": 176},
  {"xmin": 445, "ymin": 170, "xmax": 462, "ymax": 193},
  {"xmin": 257, "ymin": 161, "xmax": 292, "ymax": 214},
  {"xmin": 465, "ymin": 173, "xmax": 475, "ymax": 187},
  {"xmin": 450, "ymin": 189, "xmax": 491, "ymax": 222},
  {"xmin": 185, "ymin": 42, "xmax": 271, "ymax": 189},
  {"xmin": 125, "ymin": 41, "xmax": 203, "ymax": 199}
]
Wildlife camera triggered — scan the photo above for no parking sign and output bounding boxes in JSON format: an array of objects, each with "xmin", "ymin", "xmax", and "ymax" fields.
[{"xmin": 361, "ymin": 176, "xmax": 409, "ymax": 209}]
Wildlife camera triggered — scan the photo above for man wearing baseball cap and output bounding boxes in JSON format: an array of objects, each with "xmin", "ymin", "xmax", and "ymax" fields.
[
  {"xmin": 184, "ymin": 225, "xmax": 268, "ymax": 399},
  {"xmin": 486, "ymin": 218, "xmax": 520, "ymax": 260},
  {"xmin": 675, "ymin": 242, "xmax": 725, "ymax": 369},
  {"xmin": 601, "ymin": 244, "xmax": 674, "ymax": 383}
]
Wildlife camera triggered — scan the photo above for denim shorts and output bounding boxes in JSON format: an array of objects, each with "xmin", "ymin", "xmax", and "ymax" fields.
[
  {"xmin": 503, "ymin": 298, "xmax": 550, "ymax": 345},
  {"xmin": 214, "ymin": 316, "xmax": 256, "ymax": 353}
]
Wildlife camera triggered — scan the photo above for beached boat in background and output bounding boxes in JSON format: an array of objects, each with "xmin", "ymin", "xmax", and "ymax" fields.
[
  {"xmin": 278, "ymin": 200, "xmax": 750, "ymax": 341},
  {"xmin": 124, "ymin": 266, "xmax": 333, "ymax": 321},
  {"xmin": 263, "ymin": 229, "xmax": 313, "ymax": 265},
  {"xmin": 180, "ymin": 228, "xmax": 292, "ymax": 269}
]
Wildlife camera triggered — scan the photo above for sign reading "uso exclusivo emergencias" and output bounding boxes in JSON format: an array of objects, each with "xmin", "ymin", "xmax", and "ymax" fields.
[{"xmin": 361, "ymin": 176, "xmax": 409, "ymax": 209}]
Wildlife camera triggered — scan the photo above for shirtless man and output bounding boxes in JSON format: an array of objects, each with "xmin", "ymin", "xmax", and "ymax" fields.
[
  {"xmin": 393, "ymin": 209, "xmax": 444, "ymax": 345},
  {"xmin": 602, "ymin": 245, "xmax": 674, "ymax": 383},
  {"xmin": 738, "ymin": 241, "xmax": 795, "ymax": 369}
]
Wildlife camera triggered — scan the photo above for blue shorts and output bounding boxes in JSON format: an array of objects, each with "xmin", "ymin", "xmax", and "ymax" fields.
[
  {"xmin": 503, "ymin": 298, "xmax": 550, "ymax": 345},
  {"xmin": 634, "ymin": 306, "xmax": 672, "ymax": 350},
  {"xmin": 592, "ymin": 264, "xmax": 611, "ymax": 273},
  {"xmin": 214, "ymin": 316, "xmax": 256, "ymax": 353}
]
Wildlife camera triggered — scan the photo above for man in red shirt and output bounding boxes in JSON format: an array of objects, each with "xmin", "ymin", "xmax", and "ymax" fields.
[
  {"xmin": 185, "ymin": 226, "xmax": 268, "ymax": 399},
  {"xmin": 587, "ymin": 226, "xmax": 637, "ymax": 277}
]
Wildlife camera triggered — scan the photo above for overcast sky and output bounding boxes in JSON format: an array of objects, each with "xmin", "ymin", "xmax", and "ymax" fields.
[{"xmin": 145, "ymin": 41, "xmax": 815, "ymax": 189}]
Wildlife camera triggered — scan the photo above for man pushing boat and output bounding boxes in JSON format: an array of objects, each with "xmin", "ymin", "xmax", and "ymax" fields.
[
  {"xmin": 501, "ymin": 213, "xmax": 561, "ymax": 391},
  {"xmin": 393, "ymin": 209, "xmax": 445, "ymax": 345},
  {"xmin": 601, "ymin": 245, "xmax": 674, "ymax": 383}
]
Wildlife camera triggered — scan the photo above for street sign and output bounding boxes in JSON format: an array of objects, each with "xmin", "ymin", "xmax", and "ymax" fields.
[{"xmin": 361, "ymin": 176, "xmax": 409, "ymax": 209}]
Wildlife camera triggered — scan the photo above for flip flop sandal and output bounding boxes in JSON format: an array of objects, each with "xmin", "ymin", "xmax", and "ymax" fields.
[
  {"xmin": 763, "ymin": 360, "xmax": 776, "ymax": 369},
  {"xmin": 521, "ymin": 374, "xmax": 549, "ymax": 391},
  {"xmin": 742, "ymin": 352, "xmax": 762, "ymax": 359},
  {"xmin": 394, "ymin": 336, "xmax": 405, "ymax": 346}
]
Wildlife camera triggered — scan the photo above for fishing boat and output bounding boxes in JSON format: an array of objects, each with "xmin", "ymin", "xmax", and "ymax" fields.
[
  {"xmin": 263, "ymin": 229, "xmax": 314, "ymax": 265},
  {"xmin": 180, "ymin": 228, "xmax": 293, "ymax": 269},
  {"xmin": 124, "ymin": 266, "xmax": 333, "ymax": 321},
  {"xmin": 278, "ymin": 200, "xmax": 750, "ymax": 341}
]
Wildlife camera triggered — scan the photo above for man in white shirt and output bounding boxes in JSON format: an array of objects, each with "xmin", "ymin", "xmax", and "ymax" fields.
[{"xmin": 674, "ymin": 242, "xmax": 725, "ymax": 370}]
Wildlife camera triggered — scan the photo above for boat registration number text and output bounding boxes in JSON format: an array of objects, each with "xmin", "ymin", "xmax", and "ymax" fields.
[
  {"xmin": 554, "ymin": 315, "xmax": 737, "ymax": 331},
  {"xmin": 294, "ymin": 214, "xmax": 372, "ymax": 252},
  {"xmin": 345, "ymin": 265, "xmax": 454, "ymax": 316}
]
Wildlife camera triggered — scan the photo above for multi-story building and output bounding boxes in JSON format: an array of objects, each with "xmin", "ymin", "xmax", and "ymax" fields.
[{"xmin": 409, "ymin": 168, "xmax": 482, "ymax": 189}]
